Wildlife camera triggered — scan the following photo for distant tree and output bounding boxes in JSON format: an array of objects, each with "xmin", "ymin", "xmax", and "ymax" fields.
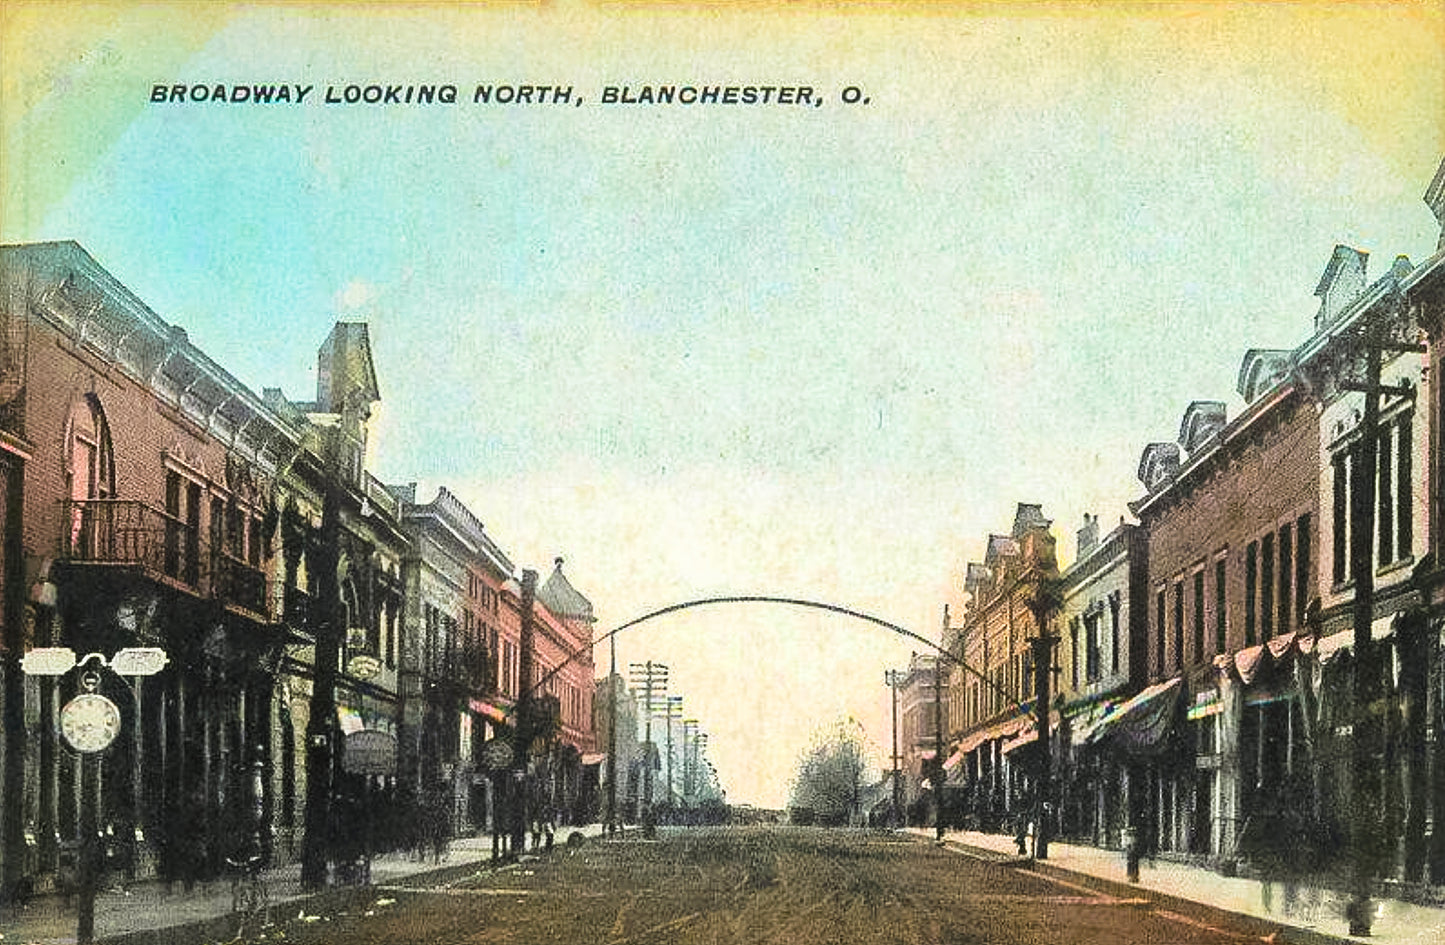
[{"xmin": 787, "ymin": 718, "xmax": 870, "ymax": 827}]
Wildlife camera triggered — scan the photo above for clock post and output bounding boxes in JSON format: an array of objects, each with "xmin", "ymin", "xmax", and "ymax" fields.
[{"xmin": 22, "ymin": 646, "xmax": 168, "ymax": 944}]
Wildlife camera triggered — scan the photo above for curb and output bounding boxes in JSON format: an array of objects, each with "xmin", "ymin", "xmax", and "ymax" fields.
[
  {"xmin": 94, "ymin": 843, "xmax": 586, "ymax": 945},
  {"xmin": 937, "ymin": 838, "xmax": 1357, "ymax": 945}
]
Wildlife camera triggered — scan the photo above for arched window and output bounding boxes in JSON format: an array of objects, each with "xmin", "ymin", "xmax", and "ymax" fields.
[{"xmin": 65, "ymin": 393, "xmax": 116, "ymax": 554}]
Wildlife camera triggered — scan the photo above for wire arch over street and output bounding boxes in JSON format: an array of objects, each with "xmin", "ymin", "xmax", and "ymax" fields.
[{"xmin": 519, "ymin": 594, "xmax": 1026, "ymax": 723}]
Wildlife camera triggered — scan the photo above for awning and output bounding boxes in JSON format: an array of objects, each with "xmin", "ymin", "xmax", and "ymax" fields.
[
  {"xmin": 1001, "ymin": 710, "xmax": 1062, "ymax": 756},
  {"xmin": 942, "ymin": 749, "xmax": 964, "ymax": 771},
  {"xmin": 581, "ymin": 752, "xmax": 606, "ymax": 766},
  {"xmin": 1066, "ymin": 698, "xmax": 1121, "ymax": 747},
  {"xmin": 955, "ymin": 716, "xmax": 1029, "ymax": 756},
  {"xmin": 1082, "ymin": 677, "xmax": 1182, "ymax": 754},
  {"xmin": 1231, "ymin": 631, "xmax": 1314, "ymax": 684},
  {"xmin": 469, "ymin": 698, "xmax": 509, "ymax": 724},
  {"xmin": 1316, "ymin": 616, "xmax": 1397, "ymax": 664}
]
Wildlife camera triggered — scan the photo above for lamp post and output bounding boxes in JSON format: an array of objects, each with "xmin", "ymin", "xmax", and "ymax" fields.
[{"xmin": 885, "ymin": 669, "xmax": 905, "ymax": 829}]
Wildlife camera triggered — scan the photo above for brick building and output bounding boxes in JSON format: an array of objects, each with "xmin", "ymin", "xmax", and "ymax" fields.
[
  {"xmin": 945, "ymin": 503, "xmax": 1059, "ymax": 832},
  {"xmin": 0, "ymin": 241, "xmax": 600, "ymax": 901},
  {"xmin": 1128, "ymin": 358, "xmax": 1320, "ymax": 862},
  {"xmin": 1402, "ymin": 156, "xmax": 1445, "ymax": 886}
]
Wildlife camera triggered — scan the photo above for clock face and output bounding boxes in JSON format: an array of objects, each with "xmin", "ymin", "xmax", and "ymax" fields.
[{"xmin": 60, "ymin": 693, "xmax": 122, "ymax": 753}]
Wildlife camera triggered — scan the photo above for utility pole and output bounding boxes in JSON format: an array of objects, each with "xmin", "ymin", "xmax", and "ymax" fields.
[
  {"xmin": 1028, "ymin": 574, "xmax": 1061, "ymax": 861},
  {"xmin": 1030, "ymin": 631, "xmax": 1058, "ymax": 860},
  {"xmin": 606, "ymin": 636, "xmax": 618, "ymax": 835},
  {"xmin": 933, "ymin": 651, "xmax": 945, "ymax": 842},
  {"xmin": 509, "ymin": 569, "xmax": 538, "ymax": 857},
  {"xmin": 301, "ymin": 441, "xmax": 343, "ymax": 889},
  {"xmin": 885, "ymin": 669, "xmax": 905, "ymax": 829},
  {"xmin": 683, "ymin": 718, "xmax": 699, "ymax": 804},
  {"xmin": 1339, "ymin": 329, "xmax": 1423, "ymax": 936},
  {"xmin": 664, "ymin": 695, "xmax": 683, "ymax": 815},
  {"xmin": 628, "ymin": 661, "xmax": 667, "ymax": 834}
]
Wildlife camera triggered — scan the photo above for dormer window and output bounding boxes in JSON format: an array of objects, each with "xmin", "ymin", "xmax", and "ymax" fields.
[
  {"xmin": 1137, "ymin": 442, "xmax": 1181, "ymax": 493},
  {"xmin": 1178, "ymin": 401, "xmax": 1227, "ymax": 452}
]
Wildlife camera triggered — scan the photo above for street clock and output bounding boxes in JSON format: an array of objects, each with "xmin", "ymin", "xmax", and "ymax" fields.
[{"xmin": 60, "ymin": 693, "xmax": 121, "ymax": 753}]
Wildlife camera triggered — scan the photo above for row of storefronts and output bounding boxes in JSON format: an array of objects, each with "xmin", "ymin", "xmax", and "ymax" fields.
[
  {"xmin": 0, "ymin": 241, "xmax": 597, "ymax": 901},
  {"xmin": 911, "ymin": 157, "xmax": 1445, "ymax": 896}
]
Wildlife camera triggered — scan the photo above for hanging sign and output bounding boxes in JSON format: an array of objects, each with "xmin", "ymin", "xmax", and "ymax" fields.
[
  {"xmin": 20, "ymin": 647, "xmax": 76, "ymax": 676},
  {"xmin": 478, "ymin": 737, "xmax": 515, "ymax": 770},
  {"xmin": 110, "ymin": 647, "xmax": 169, "ymax": 677},
  {"xmin": 343, "ymin": 729, "xmax": 396, "ymax": 775}
]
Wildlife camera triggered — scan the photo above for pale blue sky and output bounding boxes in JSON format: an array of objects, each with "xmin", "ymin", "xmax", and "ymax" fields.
[{"xmin": 5, "ymin": 1, "xmax": 1443, "ymax": 807}]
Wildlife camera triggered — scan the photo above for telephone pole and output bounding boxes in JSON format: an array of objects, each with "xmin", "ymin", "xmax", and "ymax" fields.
[
  {"xmin": 628, "ymin": 661, "xmax": 667, "ymax": 833},
  {"xmin": 1339, "ymin": 329, "xmax": 1424, "ymax": 936},
  {"xmin": 933, "ymin": 651, "xmax": 945, "ymax": 842},
  {"xmin": 885, "ymin": 669, "xmax": 905, "ymax": 829}
]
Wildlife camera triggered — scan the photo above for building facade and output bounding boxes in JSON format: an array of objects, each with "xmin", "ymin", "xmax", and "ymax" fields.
[
  {"xmin": 945, "ymin": 503, "xmax": 1059, "ymax": 833},
  {"xmin": 1054, "ymin": 515, "xmax": 1148, "ymax": 849},
  {"xmin": 0, "ymin": 242, "xmax": 602, "ymax": 901}
]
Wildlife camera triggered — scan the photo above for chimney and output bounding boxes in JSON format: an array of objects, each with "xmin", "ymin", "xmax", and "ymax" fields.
[{"xmin": 1077, "ymin": 513, "xmax": 1099, "ymax": 560}]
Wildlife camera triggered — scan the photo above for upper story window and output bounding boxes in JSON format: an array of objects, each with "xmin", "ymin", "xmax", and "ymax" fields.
[
  {"xmin": 65, "ymin": 394, "xmax": 115, "ymax": 554},
  {"xmin": 1331, "ymin": 411, "xmax": 1415, "ymax": 585}
]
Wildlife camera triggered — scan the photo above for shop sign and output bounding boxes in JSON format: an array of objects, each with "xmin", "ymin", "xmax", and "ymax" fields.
[
  {"xmin": 479, "ymin": 737, "xmax": 515, "ymax": 770},
  {"xmin": 343, "ymin": 729, "xmax": 396, "ymax": 775},
  {"xmin": 20, "ymin": 647, "xmax": 77, "ymax": 676},
  {"xmin": 110, "ymin": 647, "xmax": 169, "ymax": 676}
]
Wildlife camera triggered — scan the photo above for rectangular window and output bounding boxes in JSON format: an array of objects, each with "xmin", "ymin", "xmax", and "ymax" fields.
[
  {"xmin": 1379, "ymin": 425, "xmax": 1394, "ymax": 564},
  {"xmin": 1278, "ymin": 524, "xmax": 1293, "ymax": 631},
  {"xmin": 1156, "ymin": 588, "xmax": 1167, "ymax": 677},
  {"xmin": 1173, "ymin": 580, "xmax": 1184, "ymax": 670},
  {"xmin": 1350, "ymin": 446, "xmax": 1366, "ymax": 579},
  {"xmin": 1295, "ymin": 514, "xmax": 1311, "ymax": 625},
  {"xmin": 1260, "ymin": 533, "xmax": 1274, "ymax": 642},
  {"xmin": 1109, "ymin": 592, "xmax": 1121, "ymax": 675},
  {"xmin": 1192, "ymin": 570, "xmax": 1205, "ymax": 663},
  {"xmin": 1332, "ymin": 453, "xmax": 1349, "ymax": 585},
  {"xmin": 1214, "ymin": 557, "xmax": 1227, "ymax": 653},
  {"xmin": 1070, "ymin": 618, "xmax": 1080, "ymax": 689},
  {"xmin": 1397, "ymin": 418, "xmax": 1413, "ymax": 560},
  {"xmin": 1085, "ymin": 610, "xmax": 1100, "ymax": 682},
  {"xmin": 1245, "ymin": 542, "xmax": 1258, "ymax": 647}
]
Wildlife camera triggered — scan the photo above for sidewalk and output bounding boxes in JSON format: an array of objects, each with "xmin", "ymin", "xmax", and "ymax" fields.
[
  {"xmin": 912, "ymin": 827, "xmax": 1445, "ymax": 945},
  {"xmin": 0, "ymin": 824, "xmax": 608, "ymax": 945}
]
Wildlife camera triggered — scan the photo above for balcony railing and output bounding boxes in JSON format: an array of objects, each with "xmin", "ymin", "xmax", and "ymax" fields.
[
  {"xmin": 427, "ymin": 641, "xmax": 492, "ymax": 694},
  {"xmin": 63, "ymin": 499, "xmax": 205, "ymax": 587},
  {"xmin": 61, "ymin": 499, "xmax": 270, "ymax": 619},
  {"xmin": 214, "ymin": 552, "xmax": 268, "ymax": 616}
]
